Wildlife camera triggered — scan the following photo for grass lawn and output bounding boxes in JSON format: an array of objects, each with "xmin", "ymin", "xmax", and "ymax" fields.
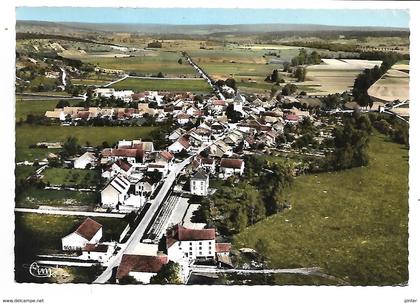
[
  {"xmin": 42, "ymin": 168, "xmax": 100, "ymax": 187},
  {"xmin": 111, "ymin": 78, "xmax": 212, "ymax": 93},
  {"xmin": 79, "ymin": 51, "xmax": 197, "ymax": 77},
  {"xmin": 15, "ymin": 98, "xmax": 80, "ymax": 121},
  {"xmin": 234, "ymin": 133, "xmax": 408, "ymax": 285},
  {"xmin": 15, "ymin": 188, "xmax": 97, "ymax": 209},
  {"xmin": 15, "ymin": 124, "xmax": 159, "ymax": 162},
  {"xmin": 15, "ymin": 165, "xmax": 36, "ymax": 181},
  {"xmin": 15, "ymin": 213, "xmax": 128, "ymax": 253}
]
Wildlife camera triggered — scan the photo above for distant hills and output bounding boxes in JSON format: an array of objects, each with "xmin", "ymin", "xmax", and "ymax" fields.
[{"xmin": 16, "ymin": 20, "xmax": 409, "ymax": 36}]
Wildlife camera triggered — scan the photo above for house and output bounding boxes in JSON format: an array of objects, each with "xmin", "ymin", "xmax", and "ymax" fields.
[
  {"xmin": 211, "ymin": 100, "xmax": 226, "ymax": 113},
  {"xmin": 45, "ymin": 110, "xmax": 65, "ymax": 121},
  {"xmin": 101, "ymin": 175, "xmax": 131, "ymax": 208},
  {"xmin": 62, "ymin": 218, "xmax": 102, "ymax": 251},
  {"xmin": 284, "ymin": 114, "xmax": 300, "ymax": 124},
  {"xmin": 168, "ymin": 128, "xmax": 186, "ymax": 142},
  {"xmin": 101, "ymin": 159, "xmax": 133, "ymax": 180},
  {"xmin": 208, "ymin": 141, "xmax": 232, "ymax": 158},
  {"xmin": 116, "ymin": 254, "xmax": 169, "ymax": 284},
  {"xmin": 168, "ymin": 136, "xmax": 191, "ymax": 154},
  {"xmin": 74, "ymin": 152, "xmax": 97, "ymax": 169},
  {"xmin": 135, "ymin": 176, "xmax": 158, "ymax": 198},
  {"xmin": 155, "ymin": 151, "xmax": 175, "ymax": 166},
  {"xmin": 166, "ymin": 224, "xmax": 216, "ymax": 262},
  {"xmin": 81, "ymin": 243, "xmax": 113, "ymax": 262},
  {"xmin": 177, "ymin": 114, "xmax": 190, "ymax": 125},
  {"xmin": 199, "ymin": 157, "xmax": 216, "ymax": 174},
  {"xmin": 219, "ymin": 158, "xmax": 245, "ymax": 179},
  {"xmin": 190, "ymin": 169, "xmax": 209, "ymax": 196}
]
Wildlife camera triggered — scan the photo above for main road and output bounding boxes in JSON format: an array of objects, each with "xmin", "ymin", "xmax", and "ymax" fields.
[{"xmin": 93, "ymin": 156, "xmax": 193, "ymax": 283}]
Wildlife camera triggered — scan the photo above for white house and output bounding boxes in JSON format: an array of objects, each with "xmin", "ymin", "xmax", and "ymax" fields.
[
  {"xmin": 166, "ymin": 224, "xmax": 216, "ymax": 262},
  {"xmin": 81, "ymin": 243, "xmax": 114, "ymax": 262},
  {"xmin": 113, "ymin": 90, "xmax": 134, "ymax": 103},
  {"xmin": 190, "ymin": 169, "xmax": 209, "ymax": 196},
  {"xmin": 61, "ymin": 218, "xmax": 102, "ymax": 251},
  {"xmin": 101, "ymin": 175, "xmax": 131, "ymax": 208},
  {"xmin": 177, "ymin": 114, "xmax": 190, "ymax": 125},
  {"xmin": 168, "ymin": 128, "xmax": 186, "ymax": 142},
  {"xmin": 219, "ymin": 158, "xmax": 245, "ymax": 179},
  {"xmin": 101, "ymin": 159, "xmax": 133, "ymax": 180},
  {"xmin": 168, "ymin": 136, "xmax": 191, "ymax": 154},
  {"xmin": 74, "ymin": 152, "xmax": 97, "ymax": 169},
  {"xmin": 116, "ymin": 254, "xmax": 169, "ymax": 284},
  {"xmin": 135, "ymin": 176, "xmax": 158, "ymax": 198}
]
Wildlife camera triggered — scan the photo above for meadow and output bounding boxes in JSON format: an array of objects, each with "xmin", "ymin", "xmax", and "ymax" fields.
[
  {"xmin": 74, "ymin": 51, "xmax": 197, "ymax": 77},
  {"xmin": 15, "ymin": 213, "xmax": 127, "ymax": 253},
  {"xmin": 15, "ymin": 98, "xmax": 80, "ymax": 121},
  {"xmin": 234, "ymin": 133, "xmax": 408, "ymax": 285},
  {"xmin": 111, "ymin": 77, "xmax": 212, "ymax": 93},
  {"xmin": 15, "ymin": 124, "xmax": 158, "ymax": 162}
]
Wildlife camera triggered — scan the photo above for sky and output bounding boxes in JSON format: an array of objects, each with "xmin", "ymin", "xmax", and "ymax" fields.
[{"xmin": 16, "ymin": 7, "xmax": 409, "ymax": 28}]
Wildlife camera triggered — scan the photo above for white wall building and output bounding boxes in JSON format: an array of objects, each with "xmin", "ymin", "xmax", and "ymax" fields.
[
  {"xmin": 61, "ymin": 218, "xmax": 102, "ymax": 251},
  {"xmin": 101, "ymin": 175, "xmax": 131, "ymax": 208},
  {"xmin": 166, "ymin": 224, "xmax": 216, "ymax": 262},
  {"xmin": 74, "ymin": 152, "xmax": 97, "ymax": 169},
  {"xmin": 190, "ymin": 170, "xmax": 209, "ymax": 196},
  {"xmin": 116, "ymin": 254, "xmax": 169, "ymax": 284},
  {"xmin": 219, "ymin": 158, "xmax": 245, "ymax": 179}
]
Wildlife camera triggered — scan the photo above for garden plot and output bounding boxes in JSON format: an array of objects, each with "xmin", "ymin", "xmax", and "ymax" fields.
[{"xmin": 368, "ymin": 69, "xmax": 409, "ymax": 103}]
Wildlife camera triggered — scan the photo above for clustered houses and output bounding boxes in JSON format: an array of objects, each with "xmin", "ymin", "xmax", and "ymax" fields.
[
  {"xmin": 116, "ymin": 224, "xmax": 232, "ymax": 284},
  {"xmin": 100, "ymin": 139, "xmax": 169, "ymax": 211},
  {"xmin": 61, "ymin": 217, "xmax": 114, "ymax": 262}
]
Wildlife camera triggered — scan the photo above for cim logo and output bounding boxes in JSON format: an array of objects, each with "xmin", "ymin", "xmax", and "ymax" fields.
[{"xmin": 28, "ymin": 262, "xmax": 56, "ymax": 278}]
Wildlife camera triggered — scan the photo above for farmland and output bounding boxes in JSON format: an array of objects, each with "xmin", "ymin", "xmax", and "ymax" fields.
[
  {"xmin": 368, "ymin": 68, "xmax": 409, "ymax": 103},
  {"xmin": 234, "ymin": 133, "xmax": 408, "ymax": 285},
  {"xmin": 15, "ymin": 124, "xmax": 159, "ymax": 162},
  {"xmin": 305, "ymin": 59, "xmax": 385, "ymax": 95},
  {"xmin": 42, "ymin": 167, "xmax": 100, "ymax": 187},
  {"xmin": 15, "ymin": 213, "xmax": 127, "ymax": 253},
  {"xmin": 15, "ymin": 188, "xmax": 97, "ymax": 209},
  {"xmin": 15, "ymin": 98, "xmax": 80, "ymax": 121},
  {"xmin": 111, "ymin": 77, "xmax": 212, "ymax": 93},
  {"xmin": 69, "ymin": 50, "xmax": 197, "ymax": 77}
]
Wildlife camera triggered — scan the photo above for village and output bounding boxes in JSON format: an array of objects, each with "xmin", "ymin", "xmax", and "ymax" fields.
[{"xmin": 12, "ymin": 8, "xmax": 411, "ymax": 287}]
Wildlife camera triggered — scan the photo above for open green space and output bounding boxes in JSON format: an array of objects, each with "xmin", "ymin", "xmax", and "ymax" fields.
[
  {"xmin": 15, "ymin": 124, "xmax": 158, "ymax": 162},
  {"xmin": 15, "ymin": 98, "xmax": 80, "ymax": 121},
  {"xmin": 234, "ymin": 133, "xmax": 408, "ymax": 285},
  {"xmin": 42, "ymin": 168, "xmax": 100, "ymax": 187},
  {"xmin": 77, "ymin": 51, "xmax": 197, "ymax": 77},
  {"xmin": 15, "ymin": 188, "xmax": 97, "ymax": 209},
  {"xmin": 15, "ymin": 213, "xmax": 127, "ymax": 253},
  {"xmin": 111, "ymin": 78, "xmax": 212, "ymax": 93}
]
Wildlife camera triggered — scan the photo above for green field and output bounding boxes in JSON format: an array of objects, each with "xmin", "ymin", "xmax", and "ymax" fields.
[
  {"xmin": 15, "ymin": 124, "xmax": 158, "ymax": 162},
  {"xmin": 15, "ymin": 213, "xmax": 127, "ymax": 253},
  {"xmin": 15, "ymin": 99, "xmax": 80, "ymax": 121},
  {"xmin": 15, "ymin": 188, "xmax": 97, "ymax": 209},
  {"xmin": 42, "ymin": 168, "xmax": 100, "ymax": 187},
  {"xmin": 234, "ymin": 133, "xmax": 408, "ymax": 285},
  {"xmin": 111, "ymin": 78, "xmax": 212, "ymax": 93},
  {"xmin": 78, "ymin": 51, "xmax": 197, "ymax": 77}
]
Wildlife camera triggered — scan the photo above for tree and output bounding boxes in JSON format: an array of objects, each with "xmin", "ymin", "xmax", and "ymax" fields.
[
  {"xmin": 157, "ymin": 72, "xmax": 164, "ymax": 78},
  {"xmin": 283, "ymin": 62, "xmax": 291, "ymax": 72},
  {"xmin": 56, "ymin": 99, "xmax": 70, "ymax": 108},
  {"xmin": 270, "ymin": 69, "xmax": 279, "ymax": 83},
  {"xmin": 281, "ymin": 84, "xmax": 297, "ymax": 96},
  {"xmin": 177, "ymin": 58, "xmax": 183, "ymax": 64},
  {"xmin": 150, "ymin": 261, "xmax": 182, "ymax": 284},
  {"xmin": 293, "ymin": 67, "xmax": 307, "ymax": 82},
  {"xmin": 62, "ymin": 136, "xmax": 80, "ymax": 157},
  {"xmin": 225, "ymin": 78, "xmax": 237, "ymax": 90}
]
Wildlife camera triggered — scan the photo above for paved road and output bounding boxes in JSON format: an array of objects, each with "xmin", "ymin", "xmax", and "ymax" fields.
[
  {"xmin": 191, "ymin": 265, "xmax": 350, "ymax": 285},
  {"xmin": 103, "ymin": 74, "xmax": 129, "ymax": 87},
  {"xmin": 183, "ymin": 53, "xmax": 225, "ymax": 100},
  {"xmin": 14, "ymin": 208, "xmax": 126, "ymax": 218},
  {"xmin": 93, "ymin": 156, "xmax": 193, "ymax": 283}
]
